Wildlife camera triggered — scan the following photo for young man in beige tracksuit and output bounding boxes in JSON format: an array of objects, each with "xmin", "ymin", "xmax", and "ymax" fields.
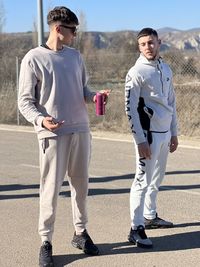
[{"xmin": 18, "ymin": 6, "xmax": 109, "ymax": 267}]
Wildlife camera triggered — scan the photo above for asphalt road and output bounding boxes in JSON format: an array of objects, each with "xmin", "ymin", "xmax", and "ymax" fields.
[{"xmin": 0, "ymin": 125, "xmax": 200, "ymax": 267}]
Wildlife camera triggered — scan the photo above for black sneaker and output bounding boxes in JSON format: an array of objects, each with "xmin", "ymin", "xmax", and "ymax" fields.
[
  {"xmin": 39, "ymin": 241, "xmax": 54, "ymax": 267},
  {"xmin": 144, "ymin": 213, "xmax": 173, "ymax": 229},
  {"xmin": 71, "ymin": 229, "xmax": 99, "ymax": 255},
  {"xmin": 128, "ymin": 225, "xmax": 153, "ymax": 248}
]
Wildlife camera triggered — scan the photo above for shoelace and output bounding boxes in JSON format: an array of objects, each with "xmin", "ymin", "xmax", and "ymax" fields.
[{"xmin": 76, "ymin": 231, "xmax": 94, "ymax": 245}]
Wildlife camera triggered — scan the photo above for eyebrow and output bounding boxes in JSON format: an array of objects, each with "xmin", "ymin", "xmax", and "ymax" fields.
[{"xmin": 139, "ymin": 40, "xmax": 154, "ymax": 45}]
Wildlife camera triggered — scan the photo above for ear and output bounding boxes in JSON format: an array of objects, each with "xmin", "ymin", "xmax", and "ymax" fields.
[
  {"xmin": 138, "ymin": 45, "xmax": 142, "ymax": 53},
  {"xmin": 158, "ymin": 39, "xmax": 161, "ymax": 45},
  {"xmin": 137, "ymin": 42, "xmax": 141, "ymax": 52},
  {"xmin": 55, "ymin": 25, "xmax": 60, "ymax": 33}
]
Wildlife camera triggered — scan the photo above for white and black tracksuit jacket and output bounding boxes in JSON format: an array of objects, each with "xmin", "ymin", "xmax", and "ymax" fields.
[{"xmin": 125, "ymin": 54, "xmax": 178, "ymax": 144}]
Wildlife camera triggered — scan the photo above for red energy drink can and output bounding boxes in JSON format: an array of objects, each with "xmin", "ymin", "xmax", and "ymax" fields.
[{"xmin": 96, "ymin": 92, "xmax": 105, "ymax": 115}]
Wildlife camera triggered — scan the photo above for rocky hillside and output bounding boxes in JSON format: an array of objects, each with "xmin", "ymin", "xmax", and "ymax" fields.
[
  {"xmin": 158, "ymin": 27, "xmax": 200, "ymax": 51},
  {"xmin": 86, "ymin": 27, "xmax": 200, "ymax": 52}
]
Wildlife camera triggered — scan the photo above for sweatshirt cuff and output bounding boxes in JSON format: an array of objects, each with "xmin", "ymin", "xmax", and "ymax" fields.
[
  {"xmin": 171, "ymin": 126, "xmax": 178, "ymax": 136},
  {"xmin": 34, "ymin": 115, "xmax": 45, "ymax": 127},
  {"xmin": 86, "ymin": 92, "xmax": 96, "ymax": 103}
]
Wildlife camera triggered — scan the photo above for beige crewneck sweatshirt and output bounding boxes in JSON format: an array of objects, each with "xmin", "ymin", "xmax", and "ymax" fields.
[{"xmin": 18, "ymin": 45, "xmax": 95, "ymax": 139}]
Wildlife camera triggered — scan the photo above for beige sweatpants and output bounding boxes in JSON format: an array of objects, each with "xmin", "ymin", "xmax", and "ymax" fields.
[{"xmin": 38, "ymin": 132, "xmax": 91, "ymax": 243}]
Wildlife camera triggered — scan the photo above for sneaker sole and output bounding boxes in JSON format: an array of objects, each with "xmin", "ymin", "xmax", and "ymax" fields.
[
  {"xmin": 71, "ymin": 241, "xmax": 99, "ymax": 256},
  {"xmin": 128, "ymin": 238, "xmax": 153, "ymax": 249},
  {"xmin": 39, "ymin": 263, "xmax": 54, "ymax": 267}
]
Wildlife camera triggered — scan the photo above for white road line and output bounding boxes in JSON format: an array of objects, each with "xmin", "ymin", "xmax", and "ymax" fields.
[
  {"xmin": 0, "ymin": 126, "xmax": 35, "ymax": 133},
  {"xmin": 92, "ymin": 136, "xmax": 200, "ymax": 149},
  {"xmin": 21, "ymin": 163, "xmax": 39, "ymax": 168},
  {"xmin": 0, "ymin": 126, "xmax": 199, "ymax": 149},
  {"xmin": 93, "ymin": 136, "xmax": 133, "ymax": 143}
]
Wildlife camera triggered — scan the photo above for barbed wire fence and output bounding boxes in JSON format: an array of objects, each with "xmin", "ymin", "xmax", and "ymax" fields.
[{"xmin": 0, "ymin": 51, "xmax": 199, "ymax": 138}]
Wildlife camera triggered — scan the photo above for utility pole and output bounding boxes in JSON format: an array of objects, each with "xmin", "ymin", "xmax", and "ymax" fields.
[{"xmin": 37, "ymin": 0, "xmax": 44, "ymax": 46}]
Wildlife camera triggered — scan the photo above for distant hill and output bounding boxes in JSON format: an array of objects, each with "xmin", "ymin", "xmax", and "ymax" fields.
[
  {"xmin": 88, "ymin": 27, "xmax": 200, "ymax": 52},
  {"xmin": 157, "ymin": 27, "xmax": 181, "ymax": 34},
  {"xmin": 4, "ymin": 27, "xmax": 200, "ymax": 52},
  {"xmin": 157, "ymin": 27, "xmax": 200, "ymax": 51}
]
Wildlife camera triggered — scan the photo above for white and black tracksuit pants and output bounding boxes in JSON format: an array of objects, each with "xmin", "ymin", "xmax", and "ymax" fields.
[{"xmin": 130, "ymin": 131, "xmax": 171, "ymax": 229}]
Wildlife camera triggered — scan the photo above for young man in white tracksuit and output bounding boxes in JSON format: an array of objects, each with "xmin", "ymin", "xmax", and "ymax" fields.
[
  {"xmin": 125, "ymin": 28, "xmax": 178, "ymax": 248},
  {"xmin": 18, "ymin": 6, "xmax": 109, "ymax": 267}
]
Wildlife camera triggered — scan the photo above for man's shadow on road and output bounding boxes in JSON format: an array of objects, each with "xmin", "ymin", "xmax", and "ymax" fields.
[
  {"xmin": 53, "ymin": 229, "xmax": 200, "ymax": 266},
  {"xmin": 1, "ymin": 169, "xmax": 200, "ymax": 200}
]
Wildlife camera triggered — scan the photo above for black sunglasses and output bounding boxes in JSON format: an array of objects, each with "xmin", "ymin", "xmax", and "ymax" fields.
[{"xmin": 59, "ymin": 25, "xmax": 77, "ymax": 34}]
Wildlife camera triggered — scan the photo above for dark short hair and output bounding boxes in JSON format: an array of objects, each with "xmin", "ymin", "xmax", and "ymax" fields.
[
  {"xmin": 47, "ymin": 6, "xmax": 79, "ymax": 25},
  {"xmin": 137, "ymin": 28, "xmax": 158, "ymax": 40}
]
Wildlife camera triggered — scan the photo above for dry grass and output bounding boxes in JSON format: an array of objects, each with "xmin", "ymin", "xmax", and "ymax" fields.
[
  {"xmin": 175, "ymin": 84, "xmax": 200, "ymax": 137},
  {"xmin": 0, "ymin": 82, "xmax": 199, "ymax": 138}
]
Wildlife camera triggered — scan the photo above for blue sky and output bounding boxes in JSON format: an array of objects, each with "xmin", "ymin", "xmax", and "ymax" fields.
[{"xmin": 2, "ymin": 0, "xmax": 200, "ymax": 33}]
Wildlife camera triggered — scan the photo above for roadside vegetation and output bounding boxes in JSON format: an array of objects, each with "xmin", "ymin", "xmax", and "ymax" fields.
[{"xmin": 0, "ymin": 28, "xmax": 199, "ymax": 138}]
